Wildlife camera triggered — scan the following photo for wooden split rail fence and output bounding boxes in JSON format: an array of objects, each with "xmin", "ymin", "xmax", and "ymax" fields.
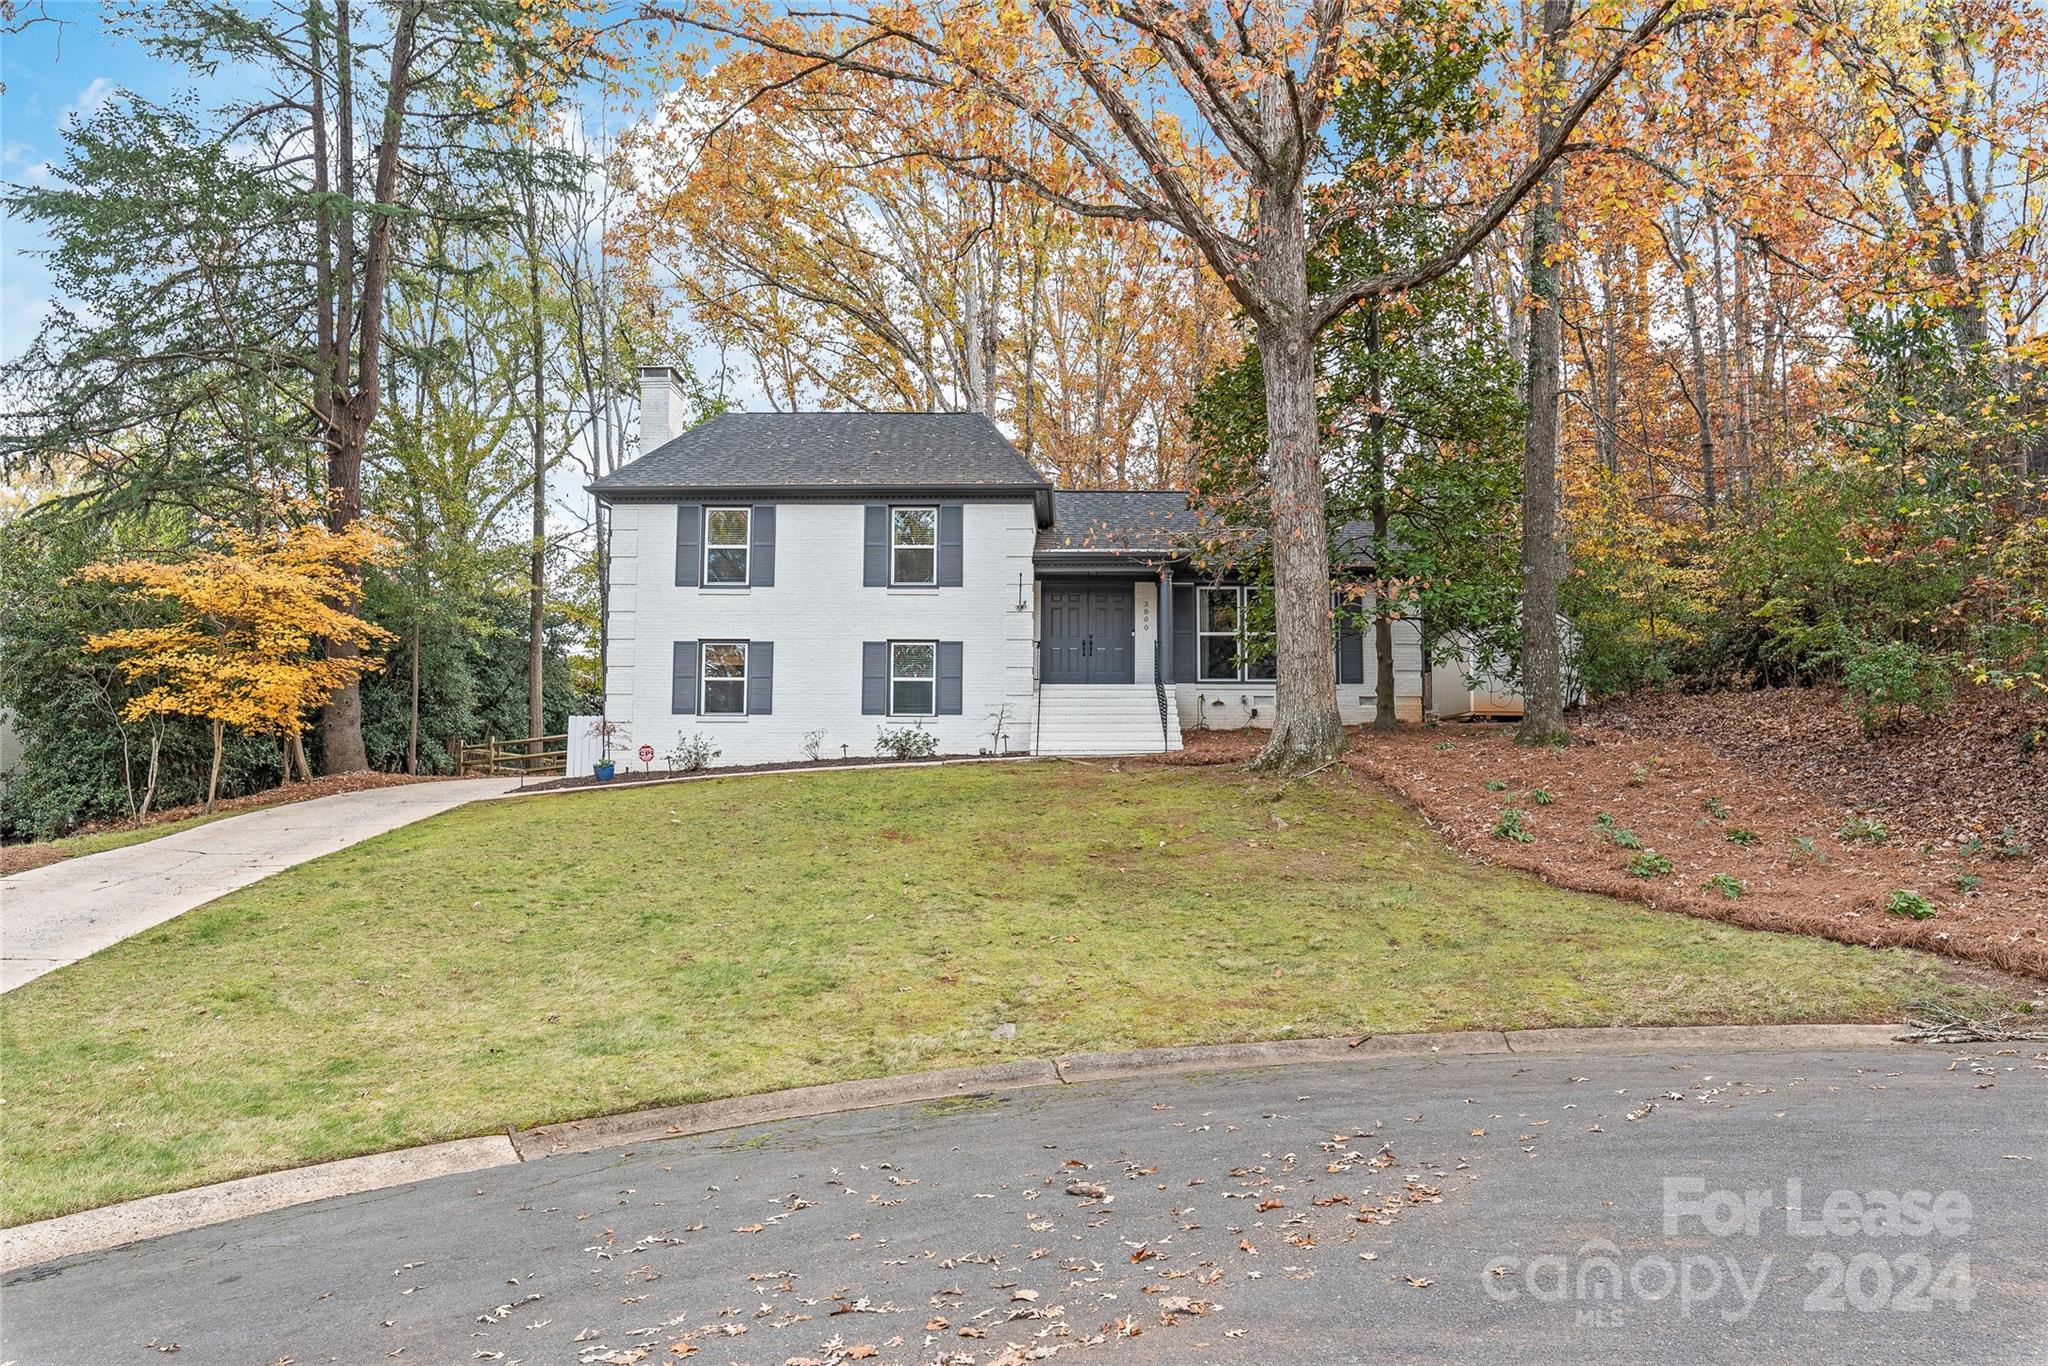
[{"xmin": 456, "ymin": 733, "xmax": 567, "ymax": 778}]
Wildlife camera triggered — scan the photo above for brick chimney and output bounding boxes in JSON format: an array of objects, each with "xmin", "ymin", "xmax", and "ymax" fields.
[{"xmin": 637, "ymin": 365, "xmax": 686, "ymax": 451}]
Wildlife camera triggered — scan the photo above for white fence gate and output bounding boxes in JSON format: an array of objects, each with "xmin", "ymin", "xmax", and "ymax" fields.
[{"xmin": 564, "ymin": 715, "xmax": 605, "ymax": 778}]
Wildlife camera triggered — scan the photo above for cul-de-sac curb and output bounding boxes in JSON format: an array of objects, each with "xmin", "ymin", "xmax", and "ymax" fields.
[{"xmin": 0, "ymin": 1022, "xmax": 1913, "ymax": 1273}]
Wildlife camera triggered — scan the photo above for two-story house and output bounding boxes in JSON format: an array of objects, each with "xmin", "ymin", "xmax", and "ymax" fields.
[{"xmin": 589, "ymin": 366, "xmax": 1422, "ymax": 767}]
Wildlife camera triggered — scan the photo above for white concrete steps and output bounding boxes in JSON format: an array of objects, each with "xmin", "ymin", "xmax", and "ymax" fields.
[{"xmin": 1035, "ymin": 685, "xmax": 1182, "ymax": 756}]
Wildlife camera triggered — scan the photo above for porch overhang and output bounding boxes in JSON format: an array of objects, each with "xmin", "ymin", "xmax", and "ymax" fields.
[{"xmin": 1031, "ymin": 550, "xmax": 1188, "ymax": 577}]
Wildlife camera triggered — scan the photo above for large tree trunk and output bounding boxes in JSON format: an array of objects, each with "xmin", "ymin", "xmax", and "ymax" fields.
[
  {"xmin": 322, "ymin": 419, "xmax": 373, "ymax": 773},
  {"xmin": 1516, "ymin": 0, "xmax": 1572, "ymax": 747},
  {"xmin": 1248, "ymin": 123, "xmax": 1343, "ymax": 770},
  {"xmin": 318, "ymin": 0, "xmax": 422, "ymax": 774},
  {"xmin": 1251, "ymin": 315, "xmax": 1344, "ymax": 769}
]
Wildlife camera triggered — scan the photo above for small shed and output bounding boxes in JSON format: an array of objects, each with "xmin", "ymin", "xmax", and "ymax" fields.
[{"xmin": 1430, "ymin": 642, "xmax": 1524, "ymax": 720}]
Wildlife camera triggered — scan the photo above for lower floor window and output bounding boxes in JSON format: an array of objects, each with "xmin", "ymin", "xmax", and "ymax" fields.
[
  {"xmin": 891, "ymin": 640, "xmax": 936, "ymax": 715},
  {"xmin": 1197, "ymin": 586, "xmax": 1274, "ymax": 682},
  {"xmin": 702, "ymin": 641, "xmax": 748, "ymax": 714}
]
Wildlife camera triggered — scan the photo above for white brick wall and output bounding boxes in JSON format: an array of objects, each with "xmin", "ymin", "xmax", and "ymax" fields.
[
  {"xmin": 1174, "ymin": 614, "xmax": 1425, "ymax": 729},
  {"xmin": 603, "ymin": 498, "xmax": 1039, "ymax": 766}
]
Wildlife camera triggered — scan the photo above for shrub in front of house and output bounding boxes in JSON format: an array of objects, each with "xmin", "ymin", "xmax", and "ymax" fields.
[
  {"xmin": 666, "ymin": 734, "xmax": 721, "ymax": 772},
  {"xmin": 875, "ymin": 725, "xmax": 939, "ymax": 760}
]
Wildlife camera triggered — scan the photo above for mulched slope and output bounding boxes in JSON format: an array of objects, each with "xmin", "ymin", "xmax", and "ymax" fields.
[
  {"xmin": 1144, "ymin": 704, "xmax": 2047, "ymax": 981},
  {"xmin": 1587, "ymin": 685, "xmax": 2048, "ymax": 850},
  {"xmin": 0, "ymin": 771, "xmax": 436, "ymax": 877}
]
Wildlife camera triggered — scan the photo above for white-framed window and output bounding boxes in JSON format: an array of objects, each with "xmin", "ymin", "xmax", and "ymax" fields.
[
  {"xmin": 701, "ymin": 640, "xmax": 748, "ymax": 714},
  {"xmin": 890, "ymin": 640, "xmax": 937, "ymax": 716},
  {"xmin": 1196, "ymin": 586, "xmax": 1275, "ymax": 682},
  {"xmin": 891, "ymin": 506, "xmax": 937, "ymax": 586},
  {"xmin": 704, "ymin": 507, "xmax": 751, "ymax": 586}
]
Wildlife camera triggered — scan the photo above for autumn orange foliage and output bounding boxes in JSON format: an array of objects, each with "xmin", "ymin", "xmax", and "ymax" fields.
[{"xmin": 77, "ymin": 523, "xmax": 395, "ymax": 806}]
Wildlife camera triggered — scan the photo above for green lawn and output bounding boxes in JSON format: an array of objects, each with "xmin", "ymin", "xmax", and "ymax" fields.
[{"xmin": 0, "ymin": 762, "xmax": 2008, "ymax": 1224}]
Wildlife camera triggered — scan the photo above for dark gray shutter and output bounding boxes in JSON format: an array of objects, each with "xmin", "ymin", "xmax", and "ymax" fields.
[
  {"xmin": 1172, "ymin": 584, "xmax": 1196, "ymax": 683},
  {"xmin": 863, "ymin": 505, "xmax": 888, "ymax": 586},
  {"xmin": 674, "ymin": 503, "xmax": 702, "ymax": 587},
  {"xmin": 937, "ymin": 504, "xmax": 964, "ymax": 586},
  {"xmin": 862, "ymin": 641, "xmax": 888, "ymax": 714},
  {"xmin": 746, "ymin": 641, "xmax": 773, "ymax": 714},
  {"xmin": 1336, "ymin": 608, "xmax": 1365, "ymax": 685},
  {"xmin": 937, "ymin": 641, "xmax": 963, "ymax": 714},
  {"xmin": 671, "ymin": 640, "xmax": 698, "ymax": 713},
  {"xmin": 750, "ymin": 505, "xmax": 776, "ymax": 586}
]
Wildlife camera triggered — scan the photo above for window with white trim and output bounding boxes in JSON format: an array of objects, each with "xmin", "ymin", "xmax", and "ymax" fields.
[
  {"xmin": 1243, "ymin": 588, "xmax": 1276, "ymax": 680},
  {"xmin": 890, "ymin": 640, "xmax": 937, "ymax": 716},
  {"xmin": 704, "ymin": 507, "xmax": 750, "ymax": 585},
  {"xmin": 701, "ymin": 641, "xmax": 748, "ymax": 714},
  {"xmin": 1196, "ymin": 586, "xmax": 1275, "ymax": 682},
  {"xmin": 891, "ymin": 506, "xmax": 937, "ymax": 586}
]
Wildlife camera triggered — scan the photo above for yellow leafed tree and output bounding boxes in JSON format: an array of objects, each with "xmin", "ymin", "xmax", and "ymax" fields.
[{"xmin": 77, "ymin": 523, "xmax": 395, "ymax": 811}]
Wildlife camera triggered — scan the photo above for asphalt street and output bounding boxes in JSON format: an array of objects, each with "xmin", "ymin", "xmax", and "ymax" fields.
[{"xmin": 4, "ymin": 1044, "xmax": 2044, "ymax": 1364}]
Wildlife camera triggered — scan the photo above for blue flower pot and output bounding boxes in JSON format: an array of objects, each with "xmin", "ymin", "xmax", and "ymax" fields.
[{"xmin": 593, "ymin": 761, "xmax": 616, "ymax": 782}]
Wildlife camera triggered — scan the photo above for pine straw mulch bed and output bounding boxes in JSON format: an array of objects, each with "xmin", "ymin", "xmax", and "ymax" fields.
[
  {"xmin": 1139, "ymin": 697, "xmax": 2047, "ymax": 981},
  {"xmin": 1587, "ymin": 685, "xmax": 2048, "ymax": 851},
  {"xmin": 0, "ymin": 771, "xmax": 437, "ymax": 877}
]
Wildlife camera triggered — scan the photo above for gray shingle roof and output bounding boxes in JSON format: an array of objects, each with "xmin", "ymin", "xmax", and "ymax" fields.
[
  {"xmin": 1035, "ymin": 490, "xmax": 1208, "ymax": 553},
  {"xmin": 1036, "ymin": 488, "xmax": 1377, "ymax": 564},
  {"xmin": 590, "ymin": 412, "xmax": 1048, "ymax": 495}
]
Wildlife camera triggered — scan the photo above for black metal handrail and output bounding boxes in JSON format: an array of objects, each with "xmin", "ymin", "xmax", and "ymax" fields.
[{"xmin": 1153, "ymin": 637, "xmax": 1170, "ymax": 750}]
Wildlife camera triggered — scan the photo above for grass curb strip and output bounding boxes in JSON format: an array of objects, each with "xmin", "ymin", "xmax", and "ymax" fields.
[{"xmin": 1, "ymin": 1022, "xmax": 1923, "ymax": 1273}]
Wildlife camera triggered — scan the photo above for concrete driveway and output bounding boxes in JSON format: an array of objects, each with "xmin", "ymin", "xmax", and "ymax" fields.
[
  {"xmin": 0, "ymin": 777, "xmax": 519, "ymax": 992},
  {"xmin": 3, "ymin": 1044, "xmax": 2041, "ymax": 1363}
]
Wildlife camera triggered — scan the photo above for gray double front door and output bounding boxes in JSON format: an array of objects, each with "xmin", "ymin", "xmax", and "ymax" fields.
[{"xmin": 1041, "ymin": 581, "xmax": 1135, "ymax": 684}]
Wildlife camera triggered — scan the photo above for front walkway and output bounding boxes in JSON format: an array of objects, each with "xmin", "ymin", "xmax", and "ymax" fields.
[{"xmin": 0, "ymin": 778, "xmax": 519, "ymax": 993}]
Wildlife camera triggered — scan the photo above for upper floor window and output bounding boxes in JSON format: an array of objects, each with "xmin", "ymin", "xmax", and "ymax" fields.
[
  {"xmin": 701, "ymin": 641, "xmax": 748, "ymax": 714},
  {"xmin": 892, "ymin": 506, "xmax": 937, "ymax": 586},
  {"xmin": 704, "ymin": 507, "xmax": 750, "ymax": 586},
  {"xmin": 1197, "ymin": 586, "xmax": 1276, "ymax": 682}
]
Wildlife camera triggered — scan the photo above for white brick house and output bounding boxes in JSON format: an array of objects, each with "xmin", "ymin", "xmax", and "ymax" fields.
[{"xmin": 590, "ymin": 367, "xmax": 1423, "ymax": 769}]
